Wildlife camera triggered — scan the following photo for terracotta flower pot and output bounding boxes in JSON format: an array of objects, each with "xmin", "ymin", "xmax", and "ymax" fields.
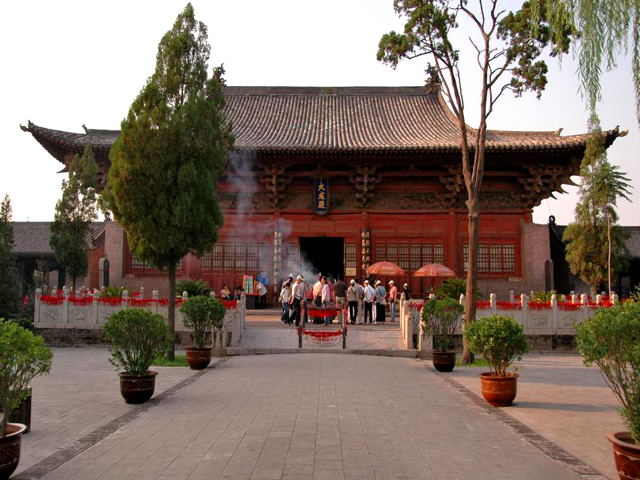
[
  {"xmin": 608, "ymin": 431, "xmax": 640, "ymax": 480},
  {"xmin": 479, "ymin": 372, "xmax": 519, "ymax": 407},
  {"xmin": 118, "ymin": 371, "xmax": 157, "ymax": 404},
  {"xmin": 432, "ymin": 351, "xmax": 456, "ymax": 372},
  {"xmin": 0, "ymin": 423, "xmax": 27, "ymax": 480},
  {"xmin": 185, "ymin": 346, "xmax": 212, "ymax": 370}
]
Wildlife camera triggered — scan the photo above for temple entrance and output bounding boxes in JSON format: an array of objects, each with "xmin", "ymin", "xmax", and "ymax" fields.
[{"xmin": 299, "ymin": 237, "xmax": 344, "ymax": 280}]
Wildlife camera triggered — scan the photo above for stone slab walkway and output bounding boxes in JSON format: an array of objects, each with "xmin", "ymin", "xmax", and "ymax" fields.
[
  {"xmin": 446, "ymin": 354, "xmax": 624, "ymax": 480},
  {"xmin": 16, "ymin": 351, "xmax": 591, "ymax": 480}
]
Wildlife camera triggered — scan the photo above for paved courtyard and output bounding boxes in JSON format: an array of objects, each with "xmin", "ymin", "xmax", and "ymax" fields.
[{"xmin": 13, "ymin": 348, "xmax": 620, "ymax": 480}]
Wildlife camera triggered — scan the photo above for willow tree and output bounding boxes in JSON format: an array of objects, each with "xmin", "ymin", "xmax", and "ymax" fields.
[
  {"xmin": 378, "ymin": 0, "xmax": 572, "ymax": 363},
  {"xmin": 533, "ymin": 0, "xmax": 640, "ymax": 122},
  {"xmin": 106, "ymin": 3, "xmax": 233, "ymax": 360},
  {"xmin": 50, "ymin": 145, "xmax": 99, "ymax": 290}
]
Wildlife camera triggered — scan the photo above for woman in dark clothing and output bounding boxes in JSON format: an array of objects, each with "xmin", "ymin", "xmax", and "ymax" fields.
[{"xmin": 401, "ymin": 283, "xmax": 411, "ymax": 301}]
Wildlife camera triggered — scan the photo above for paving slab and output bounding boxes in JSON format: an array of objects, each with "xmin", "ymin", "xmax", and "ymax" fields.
[
  {"xmin": 444, "ymin": 354, "xmax": 625, "ymax": 480},
  {"xmin": 16, "ymin": 353, "xmax": 592, "ymax": 480}
]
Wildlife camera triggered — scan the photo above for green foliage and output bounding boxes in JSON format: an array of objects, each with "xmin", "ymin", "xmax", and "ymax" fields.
[
  {"xmin": 456, "ymin": 356, "xmax": 489, "ymax": 367},
  {"xmin": 100, "ymin": 286, "xmax": 124, "ymax": 299},
  {"xmin": 0, "ymin": 195, "xmax": 21, "ymax": 319},
  {"xmin": 181, "ymin": 295, "xmax": 225, "ymax": 347},
  {"xmin": 176, "ymin": 279, "xmax": 211, "ymax": 297},
  {"xmin": 50, "ymin": 145, "xmax": 99, "ymax": 289},
  {"xmin": 532, "ymin": 0, "xmax": 640, "ymax": 122},
  {"xmin": 152, "ymin": 354, "xmax": 188, "ymax": 367},
  {"xmin": 576, "ymin": 302, "xmax": 640, "ymax": 442},
  {"xmin": 0, "ymin": 319, "xmax": 52, "ymax": 436},
  {"xmin": 103, "ymin": 308, "xmax": 172, "ymax": 376},
  {"xmin": 564, "ymin": 118, "xmax": 631, "ymax": 294},
  {"xmin": 464, "ymin": 315, "xmax": 529, "ymax": 376},
  {"xmin": 5, "ymin": 317, "xmax": 34, "ymax": 332},
  {"xmin": 421, "ymin": 297, "xmax": 463, "ymax": 352},
  {"xmin": 532, "ymin": 290, "xmax": 555, "ymax": 303},
  {"xmin": 436, "ymin": 277, "xmax": 480, "ymax": 300},
  {"xmin": 105, "ymin": 4, "xmax": 234, "ymax": 356}
]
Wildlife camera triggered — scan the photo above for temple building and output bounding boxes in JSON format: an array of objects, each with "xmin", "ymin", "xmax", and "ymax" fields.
[{"xmin": 22, "ymin": 86, "xmax": 620, "ymax": 298}]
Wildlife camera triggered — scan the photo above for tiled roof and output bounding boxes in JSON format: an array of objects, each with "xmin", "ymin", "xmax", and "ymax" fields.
[
  {"xmin": 12, "ymin": 222, "xmax": 105, "ymax": 256},
  {"xmin": 22, "ymin": 86, "xmax": 619, "ymax": 161}
]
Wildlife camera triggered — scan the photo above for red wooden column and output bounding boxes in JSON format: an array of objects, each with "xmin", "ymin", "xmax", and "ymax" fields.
[{"xmin": 447, "ymin": 210, "xmax": 458, "ymax": 274}]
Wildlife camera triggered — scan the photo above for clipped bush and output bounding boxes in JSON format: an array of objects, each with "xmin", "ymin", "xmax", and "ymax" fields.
[
  {"xmin": 176, "ymin": 279, "xmax": 211, "ymax": 298},
  {"xmin": 104, "ymin": 308, "xmax": 171, "ymax": 376},
  {"xmin": 436, "ymin": 277, "xmax": 481, "ymax": 300},
  {"xmin": 421, "ymin": 297, "xmax": 463, "ymax": 352},
  {"xmin": 576, "ymin": 302, "xmax": 640, "ymax": 442},
  {"xmin": 100, "ymin": 286, "xmax": 124, "ymax": 298},
  {"xmin": 181, "ymin": 296, "xmax": 226, "ymax": 347},
  {"xmin": 0, "ymin": 319, "xmax": 52, "ymax": 436},
  {"xmin": 464, "ymin": 315, "xmax": 528, "ymax": 376}
]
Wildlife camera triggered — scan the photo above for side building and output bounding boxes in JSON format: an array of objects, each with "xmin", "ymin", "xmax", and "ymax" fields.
[{"xmin": 23, "ymin": 86, "xmax": 621, "ymax": 298}]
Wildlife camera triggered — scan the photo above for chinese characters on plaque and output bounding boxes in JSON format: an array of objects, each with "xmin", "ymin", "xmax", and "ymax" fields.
[{"xmin": 314, "ymin": 177, "xmax": 329, "ymax": 216}]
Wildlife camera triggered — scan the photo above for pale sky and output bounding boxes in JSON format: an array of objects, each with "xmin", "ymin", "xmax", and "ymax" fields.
[{"xmin": 2, "ymin": 0, "xmax": 638, "ymax": 226}]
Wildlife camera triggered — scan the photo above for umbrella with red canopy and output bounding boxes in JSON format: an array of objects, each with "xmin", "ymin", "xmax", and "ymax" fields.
[
  {"xmin": 366, "ymin": 261, "xmax": 406, "ymax": 276},
  {"xmin": 413, "ymin": 264, "xmax": 456, "ymax": 278}
]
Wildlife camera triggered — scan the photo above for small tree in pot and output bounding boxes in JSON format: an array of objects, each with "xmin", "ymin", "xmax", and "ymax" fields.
[
  {"xmin": 181, "ymin": 296, "xmax": 226, "ymax": 369},
  {"xmin": 464, "ymin": 315, "xmax": 528, "ymax": 406},
  {"xmin": 104, "ymin": 308, "xmax": 171, "ymax": 404},
  {"xmin": 0, "ymin": 319, "xmax": 52, "ymax": 479},
  {"xmin": 575, "ymin": 302, "xmax": 640, "ymax": 480},
  {"xmin": 421, "ymin": 298, "xmax": 463, "ymax": 372}
]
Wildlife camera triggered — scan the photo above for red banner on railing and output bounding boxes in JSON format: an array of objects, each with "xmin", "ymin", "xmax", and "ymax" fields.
[{"xmin": 40, "ymin": 295, "xmax": 64, "ymax": 305}]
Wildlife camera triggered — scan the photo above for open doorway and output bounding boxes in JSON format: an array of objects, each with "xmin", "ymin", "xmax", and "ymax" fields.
[{"xmin": 299, "ymin": 237, "xmax": 344, "ymax": 280}]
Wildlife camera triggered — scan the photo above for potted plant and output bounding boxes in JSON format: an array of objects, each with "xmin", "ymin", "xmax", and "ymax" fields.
[
  {"xmin": 575, "ymin": 302, "xmax": 640, "ymax": 480},
  {"xmin": 0, "ymin": 319, "xmax": 52, "ymax": 479},
  {"xmin": 103, "ymin": 308, "xmax": 171, "ymax": 404},
  {"xmin": 421, "ymin": 297, "xmax": 463, "ymax": 372},
  {"xmin": 464, "ymin": 315, "xmax": 528, "ymax": 406},
  {"xmin": 180, "ymin": 296, "xmax": 225, "ymax": 369}
]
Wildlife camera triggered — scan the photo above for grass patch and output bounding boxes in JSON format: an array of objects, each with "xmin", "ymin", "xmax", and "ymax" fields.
[
  {"xmin": 456, "ymin": 356, "xmax": 489, "ymax": 367},
  {"xmin": 152, "ymin": 354, "xmax": 188, "ymax": 367}
]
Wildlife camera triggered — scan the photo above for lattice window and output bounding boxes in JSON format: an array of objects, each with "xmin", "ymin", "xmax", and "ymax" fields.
[
  {"xmin": 212, "ymin": 243, "xmax": 223, "ymax": 269},
  {"xmin": 223, "ymin": 243, "xmax": 235, "ymax": 269},
  {"xmin": 201, "ymin": 252, "xmax": 213, "ymax": 270},
  {"xmin": 345, "ymin": 243, "xmax": 356, "ymax": 270},
  {"xmin": 374, "ymin": 242, "xmax": 445, "ymax": 269},
  {"xmin": 284, "ymin": 243, "xmax": 300, "ymax": 273},
  {"xmin": 463, "ymin": 243, "xmax": 516, "ymax": 273},
  {"xmin": 130, "ymin": 256, "xmax": 181, "ymax": 273},
  {"xmin": 397, "ymin": 245, "xmax": 410, "ymax": 270},
  {"xmin": 410, "ymin": 245, "xmax": 421, "ymax": 270}
]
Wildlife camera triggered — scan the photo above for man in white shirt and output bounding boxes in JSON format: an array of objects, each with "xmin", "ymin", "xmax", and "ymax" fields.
[
  {"xmin": 363, "ymin": 280, "xmax": 376, "ymax": 324},
  {"xmin": 354, "ymin": 279, "xmax": 365, "ymax": 323},
  {"xmin": 289, "ymin": 276, "xmax": 308, "ymax": 326}
]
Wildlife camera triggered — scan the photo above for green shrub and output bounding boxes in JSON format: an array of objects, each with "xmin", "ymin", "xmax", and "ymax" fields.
[
  {"xmin": 576, "ymin": 302, "xmax": 640, "ymax": 443},
  {"xmin": 421, "ymin": 297, "xmax": 463, "ymax": 352},
  {"xmin": 0, "ymin": 319, "xmax": 52, "ymax": 436},
  {"xmin": 180, "ymin": 296, "xmax": 225, "ymax": 347},
  {"xmin": 464, "ymin": 315, "xmax": 528, "ymax": 377},
  {"xmin": 103, "ymin": 308, "xmax": 171, "ymax": 376},
  {"xmin": 6, "ymin": 317, "xmax": 34, "ymax": 331},
  {"xmin": 176, "ymin": 279, "xmax": 211, "ymax": 298},
  {"xmin": 100, "ymin": 286, "xmax": 124, "ymax": 298},
  {"xmin": 436, "ymin": 277, "xmax": 481, "ymax": 300}
]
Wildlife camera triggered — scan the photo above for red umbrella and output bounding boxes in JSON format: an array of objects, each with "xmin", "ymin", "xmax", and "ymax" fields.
[
  {"xmin": 413, "ymin": 264, "xmax": 456, "ymax": 278},
  {"xmin": 366, "ymin": 261, "xmax": 406, "ymax": 276}
]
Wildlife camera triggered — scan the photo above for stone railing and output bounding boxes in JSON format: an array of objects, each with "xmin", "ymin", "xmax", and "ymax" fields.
[
  {"xmin": 34, "ymin": 288, "xmax": 246, "ymax": 346},
  {"xmin": 400, "ymin": 292, "xmax": 618, "ymax": 354}
]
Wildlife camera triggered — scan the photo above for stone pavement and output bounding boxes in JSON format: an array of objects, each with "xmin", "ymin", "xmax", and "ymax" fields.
[
  {"xmin": 235, "ymin": 310, "xmax": 409, "ymax": 354},
  {"xmin": 15, "ymin": 349, "xmax": 601, "ymax": 480},
  {"xmin": 447, "ymin": 354, "xmax": 624, "ymax": 480}
]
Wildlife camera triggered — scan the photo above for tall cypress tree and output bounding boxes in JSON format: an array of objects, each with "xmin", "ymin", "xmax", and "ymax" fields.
[
  {"xmin": 0, "ymin": 195, "xmax": 21, "ymax": 319},
  {"xmin": 50, "ymin": 145, "xmax": 99, "ymax": 290},
  {"xmin": 105, "ymin": 3, "xmax": 234, "ymax": 360}
]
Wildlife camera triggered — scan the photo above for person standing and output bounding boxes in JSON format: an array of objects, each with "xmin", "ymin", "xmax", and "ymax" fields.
[
  {"xmin": 401, "ymin": 283, "xmax": 411, "ymax": 301},
  {"xmin": 346, "ymin": 280, "xmax": 358, "ymax": 324},
  {"xmin": 334, "ymin": 277, "xmax": 346, "ymax": 309},
  {"xmin": 279, "ymin": 281, "xmax": 292, "ymax": 324},
  {"xmin": 289, "ymin": 276, "xmax": 307, "ymax": 326},
  {"xmin": 312, "ymin": 275, "xmax": 323, "ymax": 307},
  {"xmin": 354, "ymin": 278, "xmax": 365, "ymax": 324},
  {"xmin": 363, "ymin": 280, "xmax": 376, "ymax": 324},
  {"xmin": 388, "ymin": 280, "xmax": 398, "ymax": 322},
  {"xmin": 375, "ymin": 280, "xmax": 387, "ymax": 323}
]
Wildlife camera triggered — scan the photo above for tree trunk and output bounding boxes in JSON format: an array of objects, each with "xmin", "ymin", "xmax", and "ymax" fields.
[
  {"xmin": 462, "ymin": 197, "xmax": 480, "ymax": 364},
  {"xmin": 607, "ymin": 213, "xmax": 612, "ymax": 296},
  {"xmin": 72, "ymin": 275, "xmax": 76, "ymax": 292},
  {"xmin": 167, "ymin": 263, "xmax": 176, "ymax": 361}
]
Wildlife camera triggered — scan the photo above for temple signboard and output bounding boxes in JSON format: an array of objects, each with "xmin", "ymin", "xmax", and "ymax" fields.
[{"xmin": 314, "ymin": 178, "xmax": 329, "ymax": 216}]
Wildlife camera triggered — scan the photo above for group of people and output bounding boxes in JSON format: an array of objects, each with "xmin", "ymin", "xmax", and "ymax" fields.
[{"xmin": 278, "ymin": 274, "xmax": 411, "ymax": 326}]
